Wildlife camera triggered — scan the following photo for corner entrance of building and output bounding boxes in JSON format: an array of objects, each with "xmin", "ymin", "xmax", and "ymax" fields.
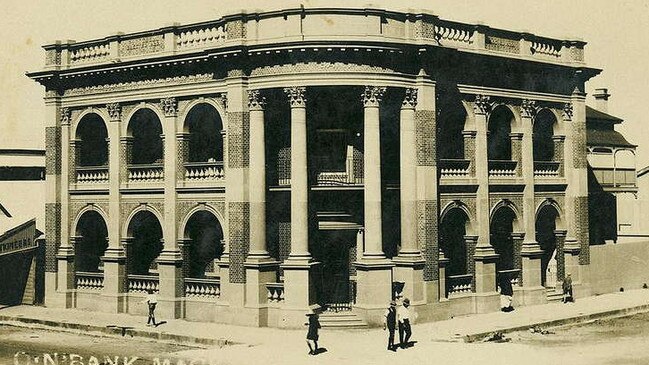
[{"xmin": 313, "ymin": 226, "xmax": 358, "ymax": 312}]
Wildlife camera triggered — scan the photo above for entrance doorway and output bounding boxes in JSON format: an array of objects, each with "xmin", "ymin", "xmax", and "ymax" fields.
[
  {"xmin": 537, "ymin": 205, "xmax": 559, "ymax": 288},
  {"xmin": 314, "ymin": 229, "xmax": 356, "ymax": 311}
]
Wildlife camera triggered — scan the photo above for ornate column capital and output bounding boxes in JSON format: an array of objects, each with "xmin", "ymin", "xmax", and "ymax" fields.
[
  {"xmin": 159, "ymin": 97, "xmax": 178, "ymax": 117},
  {"xmin": 402, "ymin": 88, "xmax": 418, "ymax": 109},
  {"xmin": 520, "ymin": 99, "xmax": 538, "ymax": 118},
  {"xmin": 473, "ymin": 94, "xmax": 491, "ymax": 115},
  {"xmin": 362, "ymin": 86, "xmax": 387, "ymax": 107},
  {"xmin": 562, "ymin": 102, "xmax": 573, "ymax": 121},
  {"xmin": 284, "ymin": 86, "xmax": 307, "ymax": 108},
  {"xmin": 248, "ymin": 89, "xmax": 266, "ymax": 111},
  {"xmin": 60, "ymin": 107, "xmax": 71, "ymax": 126},
  {"xmin": 106, "ymin": 102, "xmax": 121, "ymax": 121}
]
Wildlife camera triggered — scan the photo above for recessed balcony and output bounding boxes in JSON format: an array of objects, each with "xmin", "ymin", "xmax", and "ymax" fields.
[
  {"xmin": 488, "ymin": 160, "xmax": 518, "ymax": 178},
  {"xmin": 76, "ymin": 165, "xmax": 109, "ymax": 184},
  {"xmin": 533, "ymin": 161, "xmax": 561, "ymax": 178},
  {"xmin": 127, "ymin": 164, "xmax": 164, "ymax": 182}
]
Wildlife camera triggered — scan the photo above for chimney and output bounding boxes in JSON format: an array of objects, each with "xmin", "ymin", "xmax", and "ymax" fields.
[{"xmin": 593, "ymin": 88, "xmax": 611, "ymax": 113}]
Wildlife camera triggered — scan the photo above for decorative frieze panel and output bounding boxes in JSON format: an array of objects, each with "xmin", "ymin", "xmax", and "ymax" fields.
[
  {"xmin": 415, "ymin": 110, "xmax": 436, "ymax": 166},
  {"xmin": 45, "ymin": 127, "xmax": 61, "ymax": 176},
  {"xmin": 64, "ymin": 74, "xmax": 215, "ymax": 97},
  {"xmin": 225, "ymin": 20, "xmax": 245, "ymax": 39},
  {"xmin": 418, "ymin": 199, "xmax": 438, "ymax": 281},
  {"xmin": 45, "ymin": 49, "xmax": 61, "ymax": 66},
  {"xmin": 485, "ymin": 35, "xmax": 520, "ymax": 54},
  {"xmin": 227, "ymin": 112, "xmax": 250, "ymax": 169},
  {"xmin": 250, "ymin": 62, "xmax": 391, "ymax": 77},
  {"xmin": 572, "ymin": 122, "xmax": 587, "ymax": 169},
  {"xmin": 45, "ymin": 203, "xmax": 61, "ymax": 272},
  {"xmin": 119, "ymin": 35, "xmax": 165, "ymax": 57},
  {"xmin": 575, "ymin": 196, "xmax": 590, "ymax": 265},
  {"xmin": 228, "ymin": 202, "xmax": 250, "ymax": 284},
  {"xmin": 414, "ymin": 19, "xmax": 435, "ymax": 39},
  {"xmin": 159, "ymin": 97, "xmax": 178, "ymax": 117}
]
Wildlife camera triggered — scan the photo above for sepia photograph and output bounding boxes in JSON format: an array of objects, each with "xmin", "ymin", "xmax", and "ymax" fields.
[{"xmin": 1, "ymin": 1, "xmax": 649, "ymax": 364}]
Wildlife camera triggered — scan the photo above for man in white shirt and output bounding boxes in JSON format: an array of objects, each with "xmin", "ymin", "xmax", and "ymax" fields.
[
  {"xmin": 397, "ymin": 297, "xmax": 412, "ymax": 348},
  {"xmin": 142, "ymin": 289, "xmax": 158, "ymax": 326}
]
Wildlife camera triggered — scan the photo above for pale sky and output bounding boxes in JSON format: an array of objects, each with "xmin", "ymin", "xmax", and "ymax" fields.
[{"xmin": 1, "ymin": 0, "xmax": 647, "ymax": 166}]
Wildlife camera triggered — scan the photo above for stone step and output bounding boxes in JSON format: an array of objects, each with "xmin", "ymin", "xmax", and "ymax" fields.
[{"xmin": 318, "ymin": 312, "xmax": 369, "ymax": 329}]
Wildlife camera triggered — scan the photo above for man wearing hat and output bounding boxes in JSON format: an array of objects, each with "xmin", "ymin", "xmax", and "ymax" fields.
[
  {"xmin": 397, "ymin": 297, "xmax": 412, "ymax": 348},
  {"xmin": 305, "ymin": 305, "xmax": 322, "ymax": 355},
  {"xmin": 383, "ymin": 300, "xmax": 398, "ymax": 351}
]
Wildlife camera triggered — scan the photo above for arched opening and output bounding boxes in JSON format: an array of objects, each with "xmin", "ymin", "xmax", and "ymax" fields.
[
  {"xmin": 185, "ymin": 104, "xmax": 224, "ymax": 163},
  {"xmin": 183, "ymin": 210, "xmax": 224, "ymax": 278},
  {"xmin": 536, "ymin": 205, "xmax": 559, "ymax": 287},
  {"xmin": 437, "ymin": 86, "xmax": 466, "ymax": 160},
  {"xmin": 490, "ymin": 206, "xmax": 517, "ymax": 275},
  {"xmin": 440, "ymin": 207, "xmax": 471, "ymax": 297},
  {"xmin": 74, "ymin": 211, "xmax": 108, "ymax": 272},
  {"xmin": 128, "ymin": 109, "xmax": 163, "ymax": 165},
  {"xmin": 487, "ymin": 106, "xmax": 514, "ymax": 161},
  {"xmin": 533, "ymin": 109, "xmax": 557, "ymax": 162},
  {"xmin": 126, "ymin": 211, "xmax": 163, "ymax": 275},
  {"xmin": 76, "ymin": 114, "xmax": 108, "ymax": 167}
]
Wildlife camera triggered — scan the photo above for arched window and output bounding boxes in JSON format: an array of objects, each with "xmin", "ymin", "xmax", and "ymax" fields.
[
  {"xmin": 128, "ymin": 109, "xmax": 163, "ymax": 165},
  {"xmin": 184, "ymin": 210, "xmax": 224, "ymax": 278},
  {"xmin": 127, "ymin": 210, "xmax": 163, "ymax": 275},
  {"xmin": 533, "ymin": 110, "xmax": 557, "ymax": 161},
  {"xmin": 74, "ymin": 210, "xmax": 108, "ymax": 272},
  {"xmin": 487, "ymin": 106, "xmax": 514, "ymax": 161},
  {"xmin": 185, "ymin": 104, "xmax": 224, "ymax": 163},
  {"xmin": 76, "ymin": 114, "xmax": 108, "ymax": 167}
]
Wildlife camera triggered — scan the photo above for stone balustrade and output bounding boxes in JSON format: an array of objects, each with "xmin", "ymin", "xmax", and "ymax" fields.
[
  {"xmin": 498, "ymin": 269, "xmax": 522, "ymax": 288},
  {"xmin": 128, "ymin": 164, "xmax": 164, "ymax": 182},
  {"xmin": 76, "ymin": 166, "xmax": 109, "ymax": 183},
  {"xmin": 127, "ymin": 275, "xmax": 159, "ymax": 293},
  {"xmin": 447, "ymin": 274, "xmax": 473, "ymax": 297},
  {"xmin": 488, "ymin": 160, "xmax": 518, "ymax": 178},
  {"xmin": 75, "ymin": 272, "xmax": 105, "ymax": 290},
  {"xmin": 439, "ymin": 159, "xmax": 471, "ymax": 178},
  {"xmin": 184, "ymin": 277, "xmax": 221, "ymax": 298},
  {"xmin": 266, "ymin": 283, "xmax": 285, "ymax": 303},
  {"xmin": 184, "ymin": 161, "xmax": 225, "ymax": 181},
  {"xmin": 41, "ymin": 8, "xmax": 586, "ymax": 70},
  {"xmin": 533, "ymin": 161, "xmax": 561, "ymax": 177}
]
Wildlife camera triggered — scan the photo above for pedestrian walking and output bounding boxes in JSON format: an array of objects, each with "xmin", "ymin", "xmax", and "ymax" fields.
[
  {"xmin": 498, "ymin": 275, "xmax": 514, "ymax": 312},
  {"xmin": 397, "ymin": 298, "xmax": 412, "ymax": 348},
  {"xmin": 142, "ymin": 289, "xmax": 158, "ymax": 326},
  {"xmin": 305, "ymin": 306, "xmax": 321, "ymax": 355},
  {"xmin": 563, "ymin": 273, "xmax": 574, "ymax": 303},
  {"xmin": 383, "ymin": 300, "xmax": 398, "ymax": 351}
]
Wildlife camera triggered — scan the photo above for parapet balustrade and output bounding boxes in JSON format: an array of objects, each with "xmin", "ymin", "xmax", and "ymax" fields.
[
  {"xmin": 446, "ymin": 274, "xmax": 473, "ymax": 297},
  {"xmin": 439, "ymin": 159, "xmax": 471, "ymax": 178},
  {"xmin": 266, "ymin": 283, "xmax": 285, "ymax": 303},
  {"xmin": 184, "ymin": 161, "xmax": 225, "ymax": 181},
  {"xmin": 76, "ymin": 165, "xmax": 109, "ymax": 183},
  {"xmin": 533, "ymin": 161, "xmax": 561, "ymax": 178},
  {"xmin": 127, "ymin": 274, "xmax": 159, "ymax": 293},
  {"xmin": 127, "ymin": 164, "xmax": 164, "ymax": 182},
  {"xmin": 488, "ymin": 160, "xmax": 518, "ymax": 178},
  {"xmin": 75, "ymin": 272, "xmax": 105, "ymax": 290},
  {"xmin": 184, "ymin": 277, "xmax": 221, "ymax": 298}
]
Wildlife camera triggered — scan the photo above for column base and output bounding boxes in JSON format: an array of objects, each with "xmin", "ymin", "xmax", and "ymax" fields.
[
  {"xmin": 157, "ymin": 254, "xmax": 183, "ymax": 319},
  {"xmin": 354, "ymin": 260, "xmax": 393, "ymax": 315},
  {"xmin": 392, "ymin": 256, "xmax": 425, "ymax": 303},
  {"xmin": 521, "ymin": 249, "xmax": 543, "ymax": 288},
  {"xmin": 280, "ymin": 259, "xmax": 317, "ymax": 310},
  {"xmin": 473, "ymin": 253, "xmax": 498, "ymax": 294},
  {"xmin": 244, "ymin": 260, "xmax": 280, "ymax": 308},
  {"xmin": 55, "ymin": 251, "xmax": 75, "ymax": 308}
]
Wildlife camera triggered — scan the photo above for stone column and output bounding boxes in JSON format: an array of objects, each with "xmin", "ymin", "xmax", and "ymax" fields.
[
  {"xmin": 393, "ymin": 88, "xmax": 425, "ymax": 304},
  {"xmin": 56, "ymin": 107, "xmax": 75, "ymax": 308},
  {"xmin": 245, "ymin": 89, "xmax": 279, "ymax": 314},
  {"xmin": 354, "ymin": 86, "xmax": 393, "ymax": 324},
  {"xmin": 43, "ymin": 92, "xmax": 64, "ymax": 307},
  {"xmin": 102, "ymin": 102, "xmax": 127, "ymax": 312},
  {"xmin": 472, "ymin": 95, "xmax": 499, "ymax": 313},
  {"xmin": 279, "ymin": 87, "xmax": 315, "ymax": 327},
  {"xmin": 519, "ymin": 100, "xmax": 544, "ymax": 303},
  {"xmin": 157, "ymin": 97, "xmax": 183, "ymax": 319}
]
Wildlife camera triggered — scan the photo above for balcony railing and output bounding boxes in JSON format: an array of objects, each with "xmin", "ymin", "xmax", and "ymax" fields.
[
  {"xmin": 533, "ymin": 161, "xmax": 560, "ymax": 177},
  {"xmin": 76, "ymin": 166, "xmax": 109, "ymax": 183},
  {"xmin": 184, "ymin": 277, "xmax": 221, "ymax": 298},
  {"xmin": 488, "ymin": 160, "xmax": 517, "ymax": 178},
  {"xmin": 446, "ymin": 274, "xmax": 473, "ymax": 297},
  {"xmin": 439, "ymin": 159, "xmax": 471, "ymax": 178},
  {"xmin": 498, "ymin": 269, "xmax": 522, "ymax": 287},
  {"xmin": 315, "ymin": 171, "xmax": 363, "ymax": 186},
  {"xmin": 184, "ymin": 161, "xmax": 225, "ymax": 181},
  {"xmin": 266, "ymin": 282, "xmax": 285, "ymax": 303},
  {"xmin": 592, "ymin": 167, "xmax": 637, "ymax": 188},
  {"xmin": 75, "ymin": 271, "xmax": 104, "ymax": 290},
  {"xmin": 128, "ymin": 164, "xmax": 164, "ymax": 182},
  {"xmin": 127, "ymin": 274, "xmax": 159, "ymax": 293}
]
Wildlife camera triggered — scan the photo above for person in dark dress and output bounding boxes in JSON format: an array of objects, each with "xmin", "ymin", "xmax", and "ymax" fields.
[
  {"xmin": 305, "ymin": 309, "xmax": 321, "ymax": 355},
  {"xmin": 383, "ymin": 300, "xmax": 397, "ymax": 351},
  {"xmin": 563, "ymin": 273, "xmax": 574, "ymax": 303}
]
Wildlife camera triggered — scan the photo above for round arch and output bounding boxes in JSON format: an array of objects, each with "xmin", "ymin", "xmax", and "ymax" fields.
[
  {"xmin": 179, "ymin": 203, "xmax": 225, "ymax": 240},
  {"xmin": 182, "ymin": 207, "xmax": 225, "ymax": 278},
  {"xmin": 121, "ymin": 103, "xmax": 167, "ymax": 137},
  {"xmin": 71, "ymin": 108, "xmax": 110, "ymax": 138},
  {"xmin": 73, "ymin": 209, "xmax": 109, "ymax": 273},
  {"xmin": 535, "ymin": 198, "xmax": 566, "ymax": 230},
  {"xmin": 122, "ymin": 204, "xmax": 165, "ymax": 240},
  {"xmin": 72, "ymin": 204, "xmax": 109, "ymax": 236},
  {"xmin": 125, "ymin": 107, "xmax": 164, "ymax": 165},
  {"xmin": 177, "ymin": 97, "xmax": 226, "ymax": 133},
  {"xmin": 440, "ymin": 200, "xmax": 475, "ymax": 235},
  {"xmin": 533, "ymin": 109, "xmax": 559, "ymax": 161},
  {"xmin": 487, "ymin": 105, "xmax": 518, "ymax": 160},
  {"xmin": 181, "ymin": 102, "xmax": 225, "ymax": 163},
  {"xmin": 490, "ymin": 199, "xmax": 522, "ymax": 232},
  {"xmin": 74, "ymin": 112, "xmax": 109, "ymax": 167}
]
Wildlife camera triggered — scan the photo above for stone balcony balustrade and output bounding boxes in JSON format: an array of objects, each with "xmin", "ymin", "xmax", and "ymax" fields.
[
  {"xmin": 184, "ymin": 161, "xmax": 225, "ymax": 181},
  {"xmin": 533, "ymin": 161, "xmax": 561, "ymax": 178},
  {"xmin": 446, "ymin": 274, "xmax": 473, "ymax": 297},
  {"xmin": 127, "ymin": 274, "xmax": 159, "ymax": 293},
  {"xmin": 76, "ymin": 165, "xmax": 109, "ymax": 184},
  {"xmin": 488, "ymin": 160, "xmax": 518, "ymax": 178},
  {"xmin": 75, "ymin": 271, "xmax": 104, "ymax": 291},
  {"xmin": 127, "ymin": 164, "xmax": 164, "ymax": 183},
  {"xmin": 184, "ymin": 277, "xmax": 221, "ymax": 299},
  {"xmin": 439, "ymin": 159, "xmax": 472, "ymax": 179},
  {"xmin": 266, "ymin": 282, "xmax": 285, "ymax": 304}
]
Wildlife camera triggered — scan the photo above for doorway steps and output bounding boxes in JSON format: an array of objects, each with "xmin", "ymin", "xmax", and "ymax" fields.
[
  {"xmin": 546, "ymin": 287, "xmax": 563, "ymax": 303},
  {"xmin": 318, "ymin": 311, "xmax": 369, "ymax": 329}
]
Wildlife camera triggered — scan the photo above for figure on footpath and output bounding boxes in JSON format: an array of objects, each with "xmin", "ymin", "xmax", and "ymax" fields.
[
  {"xmin": 498, "ymin": 275, "xmax": 514, "ymax": 312},
  {"xmin": 563, "ymin": 273, "xmax": 574, "ymax": 303},
  {"xmin": 383, "ymin": 300, "xmax": 398, "ymax": 351},
  {"xmin": 142, "ymin": 289, "xmax": 158, "ymax": 326},
  {"xmin": 305, "ymin": 306, "xmax": 322, "ymax": 355},
  {"xmin": 397, "ymin": 298, "xmax": 412, "ymax": 348}
]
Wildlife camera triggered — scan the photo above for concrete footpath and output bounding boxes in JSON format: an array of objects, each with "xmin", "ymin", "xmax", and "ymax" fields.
[{"xmin": 2, "ymin": 289, "xmax": 649, "ymax": 364}]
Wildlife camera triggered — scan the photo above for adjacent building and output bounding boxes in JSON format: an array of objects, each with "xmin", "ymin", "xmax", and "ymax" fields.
[{"xmin": 28, "ymin": 7, "xmax": 604, "ymax": 327}]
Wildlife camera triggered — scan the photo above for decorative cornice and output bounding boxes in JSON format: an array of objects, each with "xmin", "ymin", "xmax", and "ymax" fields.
[
  {"xmin": 473, "ymin": 94, "xmax": 491, "ymax": 115},
  {"xmin": 520, "ymin": 99, "xmax": 538, "ymax": 118},
  {"xmin": 402, "ymin": 88, "xmax": 418, "ymax": 109},
  {"xmin": 60, "ymin": 108, "xmax": 71, "ymax": 126},
  {"xmin": 361, "ymin": 86, "xmax": 386, "ymax": 107},
  {"xmin": 159, "ymin": 97, "xmax": 178, "ymax": 117},
  {"xmin": 284, "ymin": 87, "xmax": 307, "ymax": 108},
  {"xmin": 562, "ymin": 102, "xmax": 573, "ymax": 121},
  {"xmin": 247, "ymin": 90, "xmax": 266, "ymax": 111},
  {"xmin": 106, "ymin": 102, "xmax": 121, "ymax": 120}
]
